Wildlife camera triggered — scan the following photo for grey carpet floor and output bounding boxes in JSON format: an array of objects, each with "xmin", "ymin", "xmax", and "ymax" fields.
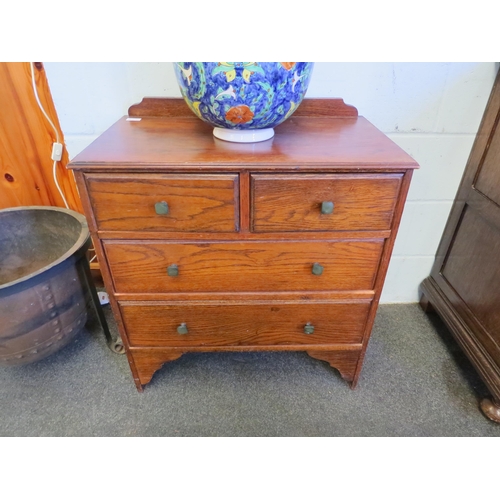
[{"xmin": 1, "ymin": 303, "xmax": 499, "ymax": 436}]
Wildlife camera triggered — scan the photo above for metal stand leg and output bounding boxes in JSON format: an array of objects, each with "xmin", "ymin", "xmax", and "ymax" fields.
[{"xmin": 80, "ymin": 257, "xmax": 125, "ymax": 354}]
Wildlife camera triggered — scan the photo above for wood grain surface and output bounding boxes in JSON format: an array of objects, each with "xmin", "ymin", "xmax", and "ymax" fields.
[
  {"xmin": 105, "ymin": 239, "xmax": 384, "ymax": 294},
  {"xmin": 69, "ymin": 111, "xmax": 419, "ymax": 171},
  {"xmin": 441, "ymin": 207, "xmax": 500, "ymax": 365},
  {"xmin": 473, "ymin": 109, "xmax": 500, "ymax": 206},
  {"xmin": 120, "ymin": 300, "xmax": 371, "ymax": 347},
  {"xmin": 252, "ymin": 173, "xmax": 402, "ymax": 232},
  {"xmin": 306, "ymin": 350, "xmax": 361, "ymax": 383},
  {"xmin": 0, "ymin": 62, "xmax": 82, "ymax": 211},
  {"xmin": 129, "ymin": 349, "xmax": 185, "ymax": 387},
  {"xmin": 86, "ymin": 173, "xmax": 238, "ymax": 232}
]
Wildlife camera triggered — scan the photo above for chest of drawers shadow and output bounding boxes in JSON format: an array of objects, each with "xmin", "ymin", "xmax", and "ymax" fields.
[{"xmin": 69, "ymin": 98, "xmax": 418, "ymax": 391}]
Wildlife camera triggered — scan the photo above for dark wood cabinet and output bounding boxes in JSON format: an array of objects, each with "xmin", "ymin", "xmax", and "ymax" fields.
[
  {"xmin": 68, "ymin": 98, "xmax": 417, "ymax": 391},
  {"xmin": 420, "ymin": 69, "xmax": 500, "ymax": 423}
]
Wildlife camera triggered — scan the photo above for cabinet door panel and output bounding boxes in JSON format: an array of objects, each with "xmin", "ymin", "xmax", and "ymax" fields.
[{"xmin": 441, "ymin": 207, "xmax": 500, "ymax": 363}]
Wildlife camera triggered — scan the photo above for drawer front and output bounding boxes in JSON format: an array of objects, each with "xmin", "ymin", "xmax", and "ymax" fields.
[
  {"xmin": 121, "ymin": 301, "xmax": 371, "ymax": 347},
  {"xmin": 251, "ymin": 174, "xmax": 402, "ymax": 232},
  {"xmin": 86, "ymin": 173, "xmax": 238, "ymax": 232},
  {"xmin": 105, "ymin": 240, "xmax": 384, "ymax": 293}
]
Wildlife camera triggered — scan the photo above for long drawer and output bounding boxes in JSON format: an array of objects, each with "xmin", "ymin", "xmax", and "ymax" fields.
[
  {"xmin": 105, "ymin": 239, "xmax": 384, "ymax": 293},
  {"xmin": 86, "ymin": 173, "xmax": 239, "ymax": 232},
  {"xmin": 251, "ymin": 173, "xmax": 402, "ymax": 232},
  {"xmin": 120, "ymin": 300, "xmax": 371, "ymax": 347}
]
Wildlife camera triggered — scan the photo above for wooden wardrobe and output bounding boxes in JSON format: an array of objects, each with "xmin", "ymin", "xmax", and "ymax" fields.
[{"xmin": 420, "ymin": 67, "xmax": 500, "ymax": 423}]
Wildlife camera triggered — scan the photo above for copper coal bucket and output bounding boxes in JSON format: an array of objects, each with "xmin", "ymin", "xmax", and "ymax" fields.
[{"xmin": 0, "ymin": 206, "xmax": 91, "ymax": 365}]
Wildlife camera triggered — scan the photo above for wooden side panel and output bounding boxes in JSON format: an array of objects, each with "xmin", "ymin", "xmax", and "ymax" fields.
[
  {"xmin": 474, "ymin": 109, "xmax": 500, "ymax": 206},
  {"xmin": 0, "ymin": 62, "xmax": 82, "ymax": 212},
  {"xmin": 105, "ymin": 239, "xmax": 385, "ymax": 293},
  {"xmin": 252, "ymin": 174, "xmax": 402, "ymax": 232}
]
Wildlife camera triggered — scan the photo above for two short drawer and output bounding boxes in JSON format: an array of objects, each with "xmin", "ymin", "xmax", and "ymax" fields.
[
  {"xmin": 86, "ymin": 173, "xmax": 239, "ymax": 232},
  {"xmin": 251, "ymin": 174, "xmax": 402, "ymax": 232},
  {"xmin": 86, "ymin": 172, "xmax": 402, "ymax": 233},
  {"xmin": 120, "ymin": 300, "xmax": 371, "ymax": 347}
]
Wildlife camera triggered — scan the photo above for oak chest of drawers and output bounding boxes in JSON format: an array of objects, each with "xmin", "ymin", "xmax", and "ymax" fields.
[{"xmin": 69, "ymin": 98, "xmax": 418, "ymax": 391}]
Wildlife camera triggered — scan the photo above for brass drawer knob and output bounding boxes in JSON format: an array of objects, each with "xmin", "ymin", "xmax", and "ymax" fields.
[
  {"xmin": 177, "ymin": 323, "xmax": 188, "ymax": 335},
  {"xmin": 155, "ymin": 201, "xmax": 169, "ymax": 215},
  {"xmin": 321, "ymin": 201, "xmax": 334, "ymax": 214},
  {"xmin": 311, "ymin": 263, "xmax": 324, "ymax": 275},
  {"xmin": 167, "ymin": 264, "xmax": 179, "ymax": 277},
  {"xmin": 304, "ymin": 323, "xmax": 315, "ymax": 335}
]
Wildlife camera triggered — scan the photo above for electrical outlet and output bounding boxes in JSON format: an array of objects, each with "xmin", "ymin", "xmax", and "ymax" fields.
[{"xmin": 97, "ymin": 291, "xmax": 109, "ymax": 305}]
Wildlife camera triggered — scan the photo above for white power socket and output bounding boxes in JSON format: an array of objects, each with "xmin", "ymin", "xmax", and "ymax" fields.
[
  {"xmin": 51, "ymin": 142, "xmax": 63, "ymax": 161},
  {"xmin": 97, "ymin": 291, "xmax": 110, "ymax": 305}
]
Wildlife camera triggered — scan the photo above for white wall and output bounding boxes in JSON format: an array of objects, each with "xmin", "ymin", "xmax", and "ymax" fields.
[{"xmin": 44, "ymin": 62, "xmax": 499, "ymax": 303}]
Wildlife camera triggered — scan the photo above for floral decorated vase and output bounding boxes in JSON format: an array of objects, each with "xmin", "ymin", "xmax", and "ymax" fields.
[{"xmin": 173, "ymin": 62, "xmax": 314, "ymax": 143}]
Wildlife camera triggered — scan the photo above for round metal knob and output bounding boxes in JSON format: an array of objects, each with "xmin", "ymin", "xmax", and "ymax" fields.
[
  {"xmin": 321, "ymin": 201, "xmax": 334, "ymax": 214},
  {"xmin": 177, "ymin": 323, "xmax": 188, "ymax": 335},
  {"xmin": 304, "ymin": 323, "xmax": 315, "ymax": 335},
  {"xmin": 167, "ymin": 264, "xmax": 179, "ymax": 277},
  {"xmin": 155, "ymin": 201, "xmax": 169, "ymax": 215},
  {"xmin": 311, "ymin": 263, "xmax": 324, "ymax": 275}
]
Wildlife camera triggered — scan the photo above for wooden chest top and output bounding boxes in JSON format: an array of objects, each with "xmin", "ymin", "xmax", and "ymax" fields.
[{"xmin": 69, "ymin": 102, "xmax": 418, "ymax": 170}]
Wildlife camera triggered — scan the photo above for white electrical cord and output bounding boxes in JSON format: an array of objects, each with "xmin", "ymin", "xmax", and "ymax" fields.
[
  {"xmin": 30, "ymin": 62, "xmax": 97, "ymax": 264},
  {"xmin": 29, "ymin": 62, "xmax": 69, "ymax": 209}
]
